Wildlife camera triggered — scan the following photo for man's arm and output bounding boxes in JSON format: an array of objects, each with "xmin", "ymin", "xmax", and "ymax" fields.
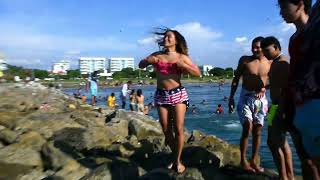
[
  {"xmin": 229, "ymin": 57, "xmax": 246, "ymax": 99},
  {"xmin": 228, "ymin": 57, "xmax": 246, "ymax": 112}
]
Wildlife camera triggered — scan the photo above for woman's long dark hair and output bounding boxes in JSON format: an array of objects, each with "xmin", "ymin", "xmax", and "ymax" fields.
[
  {"xmin": 153, "ymin": 27, "xmax": 189, "ymax": 56},
  {"xmin": 137, "ymin": 89, "xmax": 143, "ymax": 97},
  {"xmin": 130, "ymin": 89, "xmax": 135, "ymax": 95}
]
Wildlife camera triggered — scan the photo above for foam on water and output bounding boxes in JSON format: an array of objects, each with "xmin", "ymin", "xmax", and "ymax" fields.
[{"xmin": 223, "ymin": 123, "xmax": 241, "ymax": 128}]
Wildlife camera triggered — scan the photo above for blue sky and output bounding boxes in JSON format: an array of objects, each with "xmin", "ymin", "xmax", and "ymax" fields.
[{"xmin": 0, "ymin": 0, "xmax": 296, "ymax": 70}]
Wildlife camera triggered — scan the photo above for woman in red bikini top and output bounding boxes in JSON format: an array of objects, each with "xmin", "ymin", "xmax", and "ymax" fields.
[{"xmin": 139, "ymin": 28, "xmax": 200, "ymax": 174}]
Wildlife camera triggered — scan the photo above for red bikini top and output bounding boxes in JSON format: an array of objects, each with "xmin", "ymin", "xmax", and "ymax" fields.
[{"xmin": 154, "ymin": 60, "xmax": 182, "ymax": 75}]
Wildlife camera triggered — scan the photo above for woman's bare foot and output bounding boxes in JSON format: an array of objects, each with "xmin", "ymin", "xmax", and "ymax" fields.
[
  {"xmin": 241, "ymin": 162, "xmax": 256, "ymax": 173},
  {"xmin": 250, "ymin": 163, "xmax": 264, "ymax": 173},
  {"xmin": 176, "ymin": 162, "xmax": 186, "ymax": 174}
]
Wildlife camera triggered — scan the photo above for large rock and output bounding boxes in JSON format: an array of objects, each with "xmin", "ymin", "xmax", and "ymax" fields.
[
  {"xmin": 0, "ymin": 112, "xmax": 28, "ymax": 129},
  {"xmin": 0, "ymin": 128, "xmax": 18, "ymax": 144},
  {"xmin": 0, "ymin": 162, "xmax": 36, "ymax": 180},
  {"xmin": 41, "ymin": 141, "xmax": 89, "ymax": 179},
  {"xmin": 106, "ymin": 118, "xmax": 129, "ymax": 138},
  {"xmin": 15, "ymin": 115, "xmax": 84, "ymax": 139},
  {"xmin": 17, "ymin": 170, "xmax": 49, "ymax": 180},
  {"xmin": 17, "ymin": 131, "xmax": 47, "ymax": 151},
  {"xmin": 128, "ymin": 116, "xmax": 163, "ymax": 140},
  {"xmin": 182, "ymin": 146, "xmax": 221, "ymax": 168},
  {"xmin": 140, "ymin": 168, "xmax": 205, "ymax": 180},
  {"xmin": 0, "ymin": 144, "xmax": 43, "ymax": 168},
  {"xmin": 51, "ymin": 126, "xmax": 126, "ymax": 152},
  {"xmin": 53, "ymin": 160, "xmax": 89, "ymax": 180},
  {"xmin": 189, "ymin": 134, "xmax": 241, "ymax": 166},
  {"xmin": 81, "ymin": 160, "xmax": 145, "ymax": 180},
  {"xmin": 71, "ymin": 110, "xmax": 109, "ymax": 127}
]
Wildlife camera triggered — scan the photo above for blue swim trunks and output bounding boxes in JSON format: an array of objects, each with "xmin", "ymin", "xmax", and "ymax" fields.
[{"xmin": 294, "ymin": 99, "xmax": 320, "ymax": 157}]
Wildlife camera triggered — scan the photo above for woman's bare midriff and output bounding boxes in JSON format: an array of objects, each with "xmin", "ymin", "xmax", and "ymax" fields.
[{"xmin": 156, "ymin": 72, "xmax": 182, "ymax": 90}]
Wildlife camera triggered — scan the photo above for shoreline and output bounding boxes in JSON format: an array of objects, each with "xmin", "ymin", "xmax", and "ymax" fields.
[{"xmin": 39, "ymin": 78, "xmax": 233, "ymax": 89}]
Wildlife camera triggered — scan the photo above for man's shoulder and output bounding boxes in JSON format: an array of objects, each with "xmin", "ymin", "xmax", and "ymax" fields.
[
  {"xmin": 239, "ymin": 55, "xmax": 253, "ymax": 63},
  {"xmin": 279, "ymin": 55, "xmax": 289, "ymax": 63}
]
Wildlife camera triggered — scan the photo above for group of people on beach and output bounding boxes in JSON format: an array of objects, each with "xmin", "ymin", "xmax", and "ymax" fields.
[
  {"xmin": 83, "ymin": 79, "xmax": 153, "ymax": 115},
  {"xmin": 137, "ymin": 0, "xmax": 319, "ymax": 178}
]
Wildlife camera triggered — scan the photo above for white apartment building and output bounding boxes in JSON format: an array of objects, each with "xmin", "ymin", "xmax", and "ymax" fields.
[
  {"xmin": 200, "ymin": 65, "xmax": 214, "ymax": 76},
  {"xmin": 52, "ymin": 60, "xmax": 70, "ymax": 75},
  {"xmin": 79, "ymin": 57, "xmax": 106, "ymax": 75},
  {"xmin": 0, "ymin": 58, "xmax": 7, "ymax": 71},
  {"xmin": 108, "ymin": 57, "xmax": 134, "ymax": 74}
]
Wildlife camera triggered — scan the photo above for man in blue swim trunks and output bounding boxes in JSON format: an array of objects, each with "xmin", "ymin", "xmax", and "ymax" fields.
[{"xmin": 229, "ymin": 36, "xmax": 272, "ymax": 173}]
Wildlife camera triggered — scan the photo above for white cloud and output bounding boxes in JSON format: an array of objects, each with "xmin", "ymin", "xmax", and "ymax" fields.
[
  {"xmin": 174, "ymin": 22, "xmax": 223, "ymax": 42},
  {"xmin": 0, "ymin": 22, "xmax": 140, "ymax": 68},
  {"xmin": 280, "ymin": 22, "xmax": 295, "ymax": 32},
  {"xmin": 235, "ymin": 37, "xmax": 248, "ymax": 43},
  {"xmin": 137, "ymin": 36, "xmax": 157, "ymax": 46},
  {"xmin": 64, "ymin": 50, "xmax": 81, "ymax": 55}
]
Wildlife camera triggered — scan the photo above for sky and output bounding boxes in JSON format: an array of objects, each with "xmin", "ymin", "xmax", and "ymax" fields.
[{"xmin": 0, "ymin": 0, "xmax": 297, "ymax": 70}]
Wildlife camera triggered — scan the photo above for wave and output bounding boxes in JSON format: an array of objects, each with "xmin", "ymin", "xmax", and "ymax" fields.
[{"xmin": 223, "ymin": 123, "xmax": 241, "ymax": 128}]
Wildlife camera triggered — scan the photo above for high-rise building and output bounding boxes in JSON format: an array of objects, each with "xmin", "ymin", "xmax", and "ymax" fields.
[
  {"xmin": 79, "ymin": 57, "xmax": 106, "ymax": 75},
  {"xmin": 0, "ymin": 58, "xmax": 7, "ymax": 71},
  {"xmin": 200, "ymin": 65, "xmax": 214, "ymax": 76},
  {"xmin": 108, "ymin": 57, "xmax": 134, "ymax": 74},
  {"xmin": 52, "ymin": 60, "xmax": 70, "ymax": 75},
  {"xmin": 0, "ymin": 53, "xmax": 6, "ymax": 73}
]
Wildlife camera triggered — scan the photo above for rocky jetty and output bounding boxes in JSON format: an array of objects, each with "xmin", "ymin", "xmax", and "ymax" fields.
[{"xmin": 0, "ymin": 83, "xmax": 278, "ymax": 180}]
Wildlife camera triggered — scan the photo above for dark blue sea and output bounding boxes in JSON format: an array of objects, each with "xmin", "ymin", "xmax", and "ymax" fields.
[{"xmin": 64, "ymin": 83, "xmax": 301, "ymax": 175}]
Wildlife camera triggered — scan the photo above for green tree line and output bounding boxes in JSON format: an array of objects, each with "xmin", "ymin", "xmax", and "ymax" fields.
[
  {"xmin": 2, "ymin": 65, "xmax": 234, "ymax": 80},
  {"xmin": 112, "ymin": 67, "xmax": 234, "ymax": 79},
  {"xmin": 3, "ymin": 64, "xmax": 81, "ymax": 80}
]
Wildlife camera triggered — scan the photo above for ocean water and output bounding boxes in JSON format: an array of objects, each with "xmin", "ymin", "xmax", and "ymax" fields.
[{"xmin": 64, "ymin": 83, "xmax": 301, "ymax": 174}]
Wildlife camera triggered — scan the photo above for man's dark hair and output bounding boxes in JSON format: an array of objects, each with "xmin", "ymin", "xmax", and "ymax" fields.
[
  {"xmin": 278, "ymin": 0, "xmax": 312, "ymax": 14},
  {"xmin": 127, "ymin": 80, "xmax": 132, "ymax": 84},
  {"xmin": 261, "ymin": 36, "xmax": 282, "ymax": 51},
  {"xmin": 252, "ymin": 36, "xmax": 265, "ymax": 45}
]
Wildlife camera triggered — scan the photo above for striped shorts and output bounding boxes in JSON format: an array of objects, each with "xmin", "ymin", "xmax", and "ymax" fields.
[{"xmin": 154, "ymin": 86, "xmax": 189, "ymax": 108}]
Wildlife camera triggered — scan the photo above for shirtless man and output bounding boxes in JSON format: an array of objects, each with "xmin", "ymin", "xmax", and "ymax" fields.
[{"xmin": 229, "ymin": 36, "xmax": 272, "ymax": 172}]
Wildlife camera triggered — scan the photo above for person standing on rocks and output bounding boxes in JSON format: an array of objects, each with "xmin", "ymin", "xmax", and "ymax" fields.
[
  {"xmin": 121, "ymin": 81, "xmax": 132, "ymax": 109},
  {"xmin": 86, "ymin": 72, "xmax": 99, "ymax": 106},
  {"xmin": 228, "ymin": 36, "xmax": 271, "ymax": 173},
  {"xmin": 139, "ymin": 27, "xmax": 201, "ymax": 174},
  {"xmin": 136, "ymin": 89, "xmax": 144, "ymax": 114},
  {"xmin": 291, "ymin": 0, "xmax": 320, "ymax": 176},
  {"xmin": 129, "ymin": 89, "xmax": 136, "ymax": 111},
  {"xmin": 261, "ymin": 36, "xmax": 295, "ymax": 180},
  {"xmin": 269, "ymin": 0, "xmax": 319, "ymax": 178}
]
